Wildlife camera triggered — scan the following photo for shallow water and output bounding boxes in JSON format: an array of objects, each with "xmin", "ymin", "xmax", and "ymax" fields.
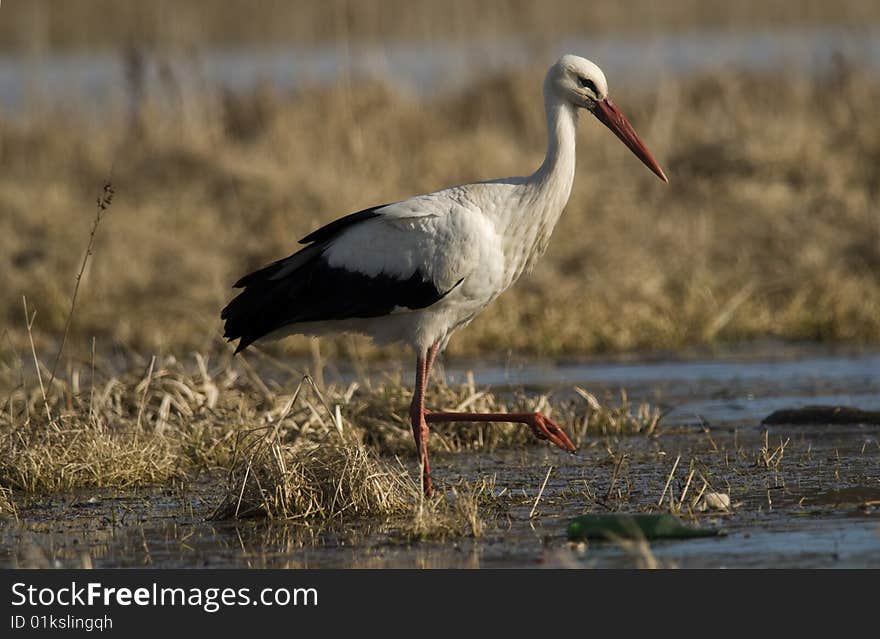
[
  {"xmin": 2, "ymin": 350, "xmax": 878, "ymax": 569},
  {"xmin": 2, "ymin": 26, "xmax": 879, "ymax": 113},
  {"xmin": 3, "ymin": 430, "xmax": 878, "ymax": 568},
  {"xmin": 454, "ymin": 350, "xmax": 880, "ymax": 426}
]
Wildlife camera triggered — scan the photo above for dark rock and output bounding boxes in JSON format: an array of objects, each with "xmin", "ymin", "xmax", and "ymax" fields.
[{"xmin": 762, "ymin": 405, "xmax": 880, "ymax": 425}]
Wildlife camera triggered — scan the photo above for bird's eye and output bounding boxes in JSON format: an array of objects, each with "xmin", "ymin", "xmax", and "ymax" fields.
[{"xmin": 577, "ymin": 76, "xmax": 598, "ymax": 94}]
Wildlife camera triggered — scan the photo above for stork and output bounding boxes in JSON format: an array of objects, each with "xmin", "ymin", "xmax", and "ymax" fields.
[{"xmin": 222, "ymin": 55, "xmax": 667, "ymax": 495}]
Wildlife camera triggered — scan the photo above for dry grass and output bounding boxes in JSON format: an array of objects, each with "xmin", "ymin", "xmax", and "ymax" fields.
[
  {"xmin": 0, "ymin": 347, "xmax": 660, "ymax": 501},
  {"xmin": 2, "ymin": 57, "xmax": 879, "ymax": 361},
  {"xmin": 0, "ymin": 343, "xmax": 658, "ymax": 537},
  {"xmin": 209, "ymin": 406, "xmax": 417, "ymax": 520},
  {"xmin": 574, "ymin": 387, "xmax": 661, "ymax": 437},
  {"xmin": 208, "ymin": 401, "xmax": 495, "ymax": 537},
  {"xmin": 200, "ymin": 367, "xmax": 659, "ymax": 527}
]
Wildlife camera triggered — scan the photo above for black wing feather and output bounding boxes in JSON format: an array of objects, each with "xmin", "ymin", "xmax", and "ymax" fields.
[
  {"xmin": 222, "ymin": 206, "xmax": 456, "ymax": 353},
  {"xmin": 297, "ymin": 203, "xmax": 390, "ymax": 245}
]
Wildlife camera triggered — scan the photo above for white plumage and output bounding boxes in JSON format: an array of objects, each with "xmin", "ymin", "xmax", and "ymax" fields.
[{"xmin": 223, "ymin": 54, "xmax": 667, "ymax": 495}]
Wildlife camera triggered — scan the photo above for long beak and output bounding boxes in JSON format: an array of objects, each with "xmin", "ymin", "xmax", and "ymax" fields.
[{"xmin": 592, "ymin": 98, "xmax": 668, "ymax": 183}]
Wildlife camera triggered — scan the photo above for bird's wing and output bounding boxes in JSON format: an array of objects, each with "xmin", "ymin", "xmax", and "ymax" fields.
[
  {"xmin": 296, "ymin": 194, "xmax": 452, "ymax": 245},
  {"xmin": 222, "ymin": 192, "xmax": 487, "ymax": 352},
  {"xmin": 318, "ymin": 194, "xmax": 481, "ymax": 293}
]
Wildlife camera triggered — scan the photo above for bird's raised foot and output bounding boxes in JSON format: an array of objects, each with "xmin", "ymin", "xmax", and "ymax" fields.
[
  {"xmin": 423, "ymin": 409, "xmax": 578, "ymax": 453},
  {"xmin": 526, "ymin": 412, "xmax": 578, "ymax": 453}
]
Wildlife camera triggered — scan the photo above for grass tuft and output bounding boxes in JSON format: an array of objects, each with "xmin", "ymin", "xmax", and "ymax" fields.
[
  {"xmin": 211, "ymin": 429, "xmax": 416, "ymax": 521},
  {"xmin": 1, "ymin": 348, "xmax": 665, "ymax": 496}
]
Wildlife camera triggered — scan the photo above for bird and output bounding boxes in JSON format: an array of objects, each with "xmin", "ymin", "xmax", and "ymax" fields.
[{"xmin": 222, "ymin": 54, "xmax": 667, "ymax": 496}]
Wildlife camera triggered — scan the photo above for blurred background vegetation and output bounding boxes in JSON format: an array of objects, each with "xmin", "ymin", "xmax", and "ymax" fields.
[
  {"xmin": 3, "ymin": 1, "xmax": 880, "ymax": 50},
  {"xmin": 1, "ymin": 1, "xmax": 879, "ymax": 365}
]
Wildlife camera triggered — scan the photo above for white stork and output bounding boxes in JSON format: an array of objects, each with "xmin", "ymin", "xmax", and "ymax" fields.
[{"xmin": 222, "ymin": 55, "xmax": 667, "ymax": 495}]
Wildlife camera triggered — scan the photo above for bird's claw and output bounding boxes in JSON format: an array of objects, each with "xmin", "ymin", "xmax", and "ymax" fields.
[{"xmin": 528, "ymin": 412, "xmax": 577, "ymax": 453}]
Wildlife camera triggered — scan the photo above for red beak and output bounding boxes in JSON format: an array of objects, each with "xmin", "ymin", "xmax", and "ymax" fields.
[{"xmin": 592, "ymin": 98, "xmax": 668, "ymax": 183}]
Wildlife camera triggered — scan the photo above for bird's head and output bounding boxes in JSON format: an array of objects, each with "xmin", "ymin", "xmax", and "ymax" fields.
[{"xmin": 547, "ymin": 54, "xmax": 668, "ymax": 183}]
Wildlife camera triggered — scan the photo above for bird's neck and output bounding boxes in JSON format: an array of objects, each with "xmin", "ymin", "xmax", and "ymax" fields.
[
  {"xmin": 531, "ymin": 92, "xmax": 578, "ymax": 207},
  {"xmin": 494, "ymin": 93, "xmax": 578, "ymax": 283}
]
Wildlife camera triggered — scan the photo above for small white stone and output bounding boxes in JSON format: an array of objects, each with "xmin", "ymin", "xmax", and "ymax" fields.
[{"xmin": 698, "ymin": 492, "xmax": 731, "ymax": 512}]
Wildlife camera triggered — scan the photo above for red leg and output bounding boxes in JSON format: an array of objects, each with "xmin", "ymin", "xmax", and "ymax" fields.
[
  {"xmin": 410, "ymin": 342, "xmax": 576, "ymax": 496},
  {"xmin": 424, "ymin": 342, "xmax": 440, "ymax": 381},
  {"xmin": 409, "ymin": 351, "xmax": 433, "ymax": 496},
  {"xmin": 424, "ymin": 410, "xmax": 577, "ymax": 453}
]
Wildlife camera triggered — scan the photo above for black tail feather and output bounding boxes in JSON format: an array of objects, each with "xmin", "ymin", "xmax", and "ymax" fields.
[{"xmin": 221, "ymin": 247, "xmax": 316, "ymax": 352}]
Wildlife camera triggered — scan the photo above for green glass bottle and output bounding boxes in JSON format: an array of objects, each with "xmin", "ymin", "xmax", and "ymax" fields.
[{"xmin": 567, "ymin": 513, "xmax": 721, "ymax": 541}]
